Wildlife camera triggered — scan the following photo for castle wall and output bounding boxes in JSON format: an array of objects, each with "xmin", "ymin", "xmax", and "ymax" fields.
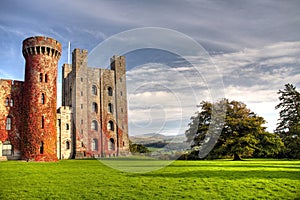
[
  {"xmin": 0, "ymin": 79, "xmax": 23, "ymax": 159},
  {"xmin": 57, "ymin": 106, "xmax": 72, "ymax": 159},
  {"xmin": 62, "ymin": 49, "xmax": 130, "ymax": 158}
]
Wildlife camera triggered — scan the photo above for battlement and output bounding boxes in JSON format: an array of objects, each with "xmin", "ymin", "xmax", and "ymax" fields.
[
  {"xmin": 22, "ymin": 36, "xmax": 61, "ymax": 59},
  {"xmin": 0, "ymin": 79, "xmax": 24, "ymax": 86},
  {"xmin": 73, "ymin": 48, "xmax": 88, "ymax": 55}
]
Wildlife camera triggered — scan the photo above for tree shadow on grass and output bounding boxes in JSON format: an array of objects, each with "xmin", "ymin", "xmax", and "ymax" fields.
[{"xmin": 132, "ymin": 169, "xmax": 300, "ymax": 180}]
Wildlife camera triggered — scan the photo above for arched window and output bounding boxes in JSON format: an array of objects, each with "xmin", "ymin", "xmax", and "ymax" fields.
[
  {"xmin": 108, "ymin": 87, "xmax": 113, "ymax": 96},
  {"xmin": 92, "ymin": 138, "xmax": 98, "ymax": 151},
  {"xmin": 92, "ymin": 102, "xmax": 98, "ymax": 113},
  {"xmin": 41, "ymin": 93, "xmax": 45, "ymax": 104},
  {"xmin": 5, "ymin": 98, "xmax": 9, "ymax": 106},
  {"xmin": 108, "ymin": 103, "xmax": 113, "ymax": 113},
  {"xmin": 107, "ymin": 121, "xmax": 114, "ymax": 131},
  {"xmin": 39, "ymin": 73, "xmax": 43, "ymax": 82},
  {"xmin": 66, "ymin": 141, "xmax": 70, "ymax": 150},
  {"xmin": 41, "ymin": 116, "xmax": 44, "ymax": 129},
  {"xmin": 6, "ymin": 117, "xmax": 12, "ymax": 130},
  {"xmin": 92, "ymin": 85, "xmax": 97, "ymax": 95},
  {"xmin": 108, "ymin": 138, "xmax": 115, "ymax": 150},
  {"xmin": 10, "ymin": 99, "xmax": 14, "ymax": 107},
  {"xmin": 66, "ymin": 123, "xmax": 69, "ymax": 130},
  {"xmin": 91, "ymin": 120, "xmax": 98, "ymax": 131},
  {"xmin": 45, "ymin": 74, "xmax": 48, "ymax": 83}
]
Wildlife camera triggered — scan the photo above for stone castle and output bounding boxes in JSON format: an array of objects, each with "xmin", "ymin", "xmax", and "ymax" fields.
[{"xmin": 0, "ymin": 36, "xmax": 129, "ymax": 161}]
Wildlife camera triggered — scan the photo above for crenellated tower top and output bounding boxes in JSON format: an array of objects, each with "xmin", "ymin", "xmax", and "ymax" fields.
[{"xmin": 22, "ymin": 36, "xmax": 61, "ymax": 59}]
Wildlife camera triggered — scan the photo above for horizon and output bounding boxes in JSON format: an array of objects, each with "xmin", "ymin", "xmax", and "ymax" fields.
[{"xmin": 1, "ymin": 0, "xmax": 299, "ymax": 135}]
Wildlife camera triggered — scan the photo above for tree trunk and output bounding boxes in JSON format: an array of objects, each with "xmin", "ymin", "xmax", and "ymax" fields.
[{"xmin": 233, "ymin": 153, "xmax": 242, "ymax": 161}]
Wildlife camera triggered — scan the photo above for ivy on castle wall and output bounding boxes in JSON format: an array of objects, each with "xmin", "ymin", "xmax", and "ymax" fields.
[{"xmin": 21, "ymin": 54, "xmax": 58, "ymax": 161}]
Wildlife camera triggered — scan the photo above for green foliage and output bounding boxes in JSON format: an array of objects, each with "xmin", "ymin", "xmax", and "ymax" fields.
[
  {"xmin": 0, "ymin": 160, "xmax": 299, "ymax": 199},
  {"xmin": 275, "ymin": 83, "xmax": 300, "ymax": 159},
  {"xmin": 186, "ymin": 99, "xmax": 283, "ymax": 160},
  {"xmin": 129, "ymin": 140, "xmax": 151, "ymax": 154}
]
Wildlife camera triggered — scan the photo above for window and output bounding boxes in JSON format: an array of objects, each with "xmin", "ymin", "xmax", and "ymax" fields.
[
  {"xmin": 121, "ymin": 108, "xmax": 123, "ymax": 113},
  {"xmin": 5, "ymin": 98, "xmax": 9, "ymax": 106},
  {"xmin": 92, "ymin": 138, "xmax": 98, "ymax": 151},
  {"xmin": 81, "ymin": 91, "xmax": 83, "ymax": 96},
  {"xmin": 108, "ymin": 103, "xmax": 113, "ymax": 113},
  {"xmin": 81, "ymin": 104, "xmax": 83, "ymax": 109},
  {"xmin": 81, "ymin": 119, "xmax": 83, "ymax": 124},
  {"xmin": 92, "ymin": 102, "xmax": 98, "ymax": 113},
  {"xmin": 41, "ymin": 93, "xmax": 45, "ymax": 104},
  {"xmin": 107, "ymin": 121, "xmax": 114, "ymax": 131},
  {"xmin": 45, "ymin": 74, "xmax": 48, "ymax": 83},
  {"xmin": 108, "ymin": 138, "xmax": 115, "ymax": 150},
  {"xmin": 120, "ymin": 91, "xmax": 123, "ymax": 96},
  {"xmin": 39, "ymin": 73, "xmax": 43, "ymax": 82},
  {"xmin": 40, "ymin": 141, "xmax": 44, "ymax": 154},
  {"xmin": 92, "ymin": 85, "xmax": 97, "ymax": 95},
  {"xmin": 10, "ymin": 99, "xmax": 14, "ymax": 107},
  {"xmin": 66, "ymin": 141, "xmax": 70, "ymax": 150},
  {"xmin": 91, "ymin": 120, "xmax": 98, "ymax": 131},
  {"xmin": 6, "ymin": 117, "xmax": 12, "ymax": 130},
  {"xmin": 66, "ymin": 123, "xmax": 69, "ymax": 130},
  {"xmin": 2, "ymin": 141, "xmax": 12, "ymax": 156},
  {"xmin": 41, "ymin": 116, "xmax": 44, "ymax": 129},
  {"xmin": 81, "ymin": 77, "xmax": 83, "ymax": 82},
  {"xmin": 108, "ymin": 87, "xmax": 113, "ymax": 96}
]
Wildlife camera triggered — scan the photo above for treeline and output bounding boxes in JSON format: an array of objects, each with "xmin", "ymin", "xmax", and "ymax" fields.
[{"xmin": 183, "ymin": 83, "xmax": 300, "ymax": 160}]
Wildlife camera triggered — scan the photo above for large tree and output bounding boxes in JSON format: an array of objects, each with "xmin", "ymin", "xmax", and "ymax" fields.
[
  {"xmin": 275, "ymin": 83, "xmax": 300, "ymax": 159},
  {"xmin": 186, "ymin": 99, "xmax": 283, "ymax": 160}
]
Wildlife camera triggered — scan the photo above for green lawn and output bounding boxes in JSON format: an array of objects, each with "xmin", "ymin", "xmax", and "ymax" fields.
[{"xmin": 0, "ymin": 159, "xmax": 299, "ymax": 199}]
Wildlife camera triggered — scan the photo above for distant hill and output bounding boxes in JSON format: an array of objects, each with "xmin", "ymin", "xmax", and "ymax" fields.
[{"xmin": 129, "ymin": 133, "xmax": 187, "ymax": 145}]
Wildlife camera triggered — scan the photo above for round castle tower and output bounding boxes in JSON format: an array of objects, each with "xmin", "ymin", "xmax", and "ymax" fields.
[{"xmin": 22, "ymin": 36, "xmax": 61, "ymax": 161}]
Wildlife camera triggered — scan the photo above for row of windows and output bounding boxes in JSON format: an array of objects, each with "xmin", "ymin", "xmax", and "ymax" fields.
[
  {"xmin": 87, "ymin": 138, "xmax": 115, "ymax": 151},
  {"xmin": 6, "ymin": 116, "xmax": 45, "ymax": 130},
  {"xmin": 80, "ymin": 85, "xmax": 123, "ymax": 97},
  {"xmin": 5, "ymin": 98, "xmax": 14, "ymax": 107},
  {"xmin": 6, "ymin": 94, "xmax": 46, "ymax": 106},
  {"xmin": 91, "ymin": 85, "xmax": 114, "ymax": 96},
  {"xmin": 39, "ymin": 73, "xmax": 48, "ymax": 83},
  {"xmin": 91, "ymin": 120, "xmax": 114, "ymax": 131},
  {"xmin": 80, "ymin": 102, "xmax": 116, "ymax": 114}
]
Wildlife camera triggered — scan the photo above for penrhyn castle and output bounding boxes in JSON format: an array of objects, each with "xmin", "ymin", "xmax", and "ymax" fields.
[{"xmin": 0, "ymin": 36, "xmax": 129, "ymax": 161}]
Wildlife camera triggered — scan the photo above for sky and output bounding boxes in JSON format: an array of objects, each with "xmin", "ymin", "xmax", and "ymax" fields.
[{"xmin": 0, "ymin": 0, "xmax": 300, "ymax": 136}]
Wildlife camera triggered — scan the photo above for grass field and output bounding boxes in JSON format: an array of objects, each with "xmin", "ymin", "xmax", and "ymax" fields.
[{"xmin": 0, "ymin": 159, "xmax": 299, "ymax": 199}]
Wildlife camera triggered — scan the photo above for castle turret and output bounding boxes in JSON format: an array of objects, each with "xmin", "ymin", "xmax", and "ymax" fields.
[{"xmin": 22, "ymin": 36, "xmax": 61, "ymax": 161}]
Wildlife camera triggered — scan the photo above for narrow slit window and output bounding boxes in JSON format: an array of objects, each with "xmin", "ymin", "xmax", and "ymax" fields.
[
  {"xmin": 108, "ymin": 103, "xmax": 113, "ymax": 113},
  {"xmin": 66, "ymin": 141, "xmax": 70, "ymax": 150},
  {"xmin": 41, "ymin": 116, "xmax": 44, "ymax": 129},
  {"xmin": 41, "ymin": 93, "xmax": 45, "ymax": 104},
  {"xmin": 40, "ymin": 141, "xmax": 44, "ymax": 154},
  {"xmin": 108, "ymin": 87, "xmax": 113, "ymax": 96},
  {"xmin": 39, "ymin": 73, "xmax": 43, "ymax": 82},
  {"xmin": 45, "ymin": 74, "xmax": 48, "ymax": 83}
]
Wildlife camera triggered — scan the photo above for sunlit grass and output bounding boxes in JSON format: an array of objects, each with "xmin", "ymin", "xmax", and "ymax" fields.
[{"xmin": 0, "ymin": 159, "xmax": 299, "ymax": 199}]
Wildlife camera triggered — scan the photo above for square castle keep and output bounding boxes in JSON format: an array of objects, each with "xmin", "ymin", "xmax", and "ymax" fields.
[{"xmin": 0, "ymin": 36, "xmax": 129, "ymax": 161}]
